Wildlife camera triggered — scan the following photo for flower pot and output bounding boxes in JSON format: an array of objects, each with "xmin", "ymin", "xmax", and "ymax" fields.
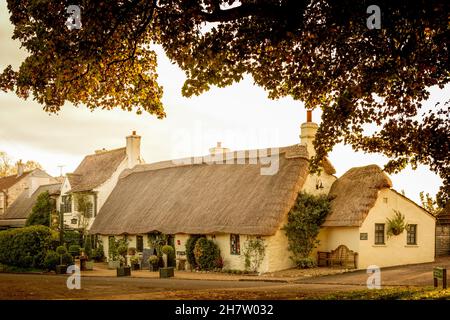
[
  {"xmin": 159, "ymin": 267, "xmax": 174, "ymax": 278},
  {"xmin": 85, "ymin": 260, "xmax": 94, "ymax": 271},
  {"xmin": 108, "ymin": 260, "xmax": 121, "ymax": 269},
  {"xmin": 131, "ymin": 263, "xmax": 140, "ymax": 271},
  {"xmin": 117, "ymin": 266, "xmax": 131, "ymax": 277},
  {"xmin": 56, "ymin": 265, "xmax": 68, "ymax": 274}
]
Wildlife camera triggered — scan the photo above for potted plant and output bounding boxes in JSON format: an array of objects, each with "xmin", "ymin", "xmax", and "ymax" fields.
[
  {"xmin": 130, "ymin": 256, "xmax": 140, "ymax": 270},
  {"xmin": 84, "ymin": 237, "xmax": 94, "ymax": 270},
  {"xmin": 68, "ymin": 244, "xmax": 81, "ymax": 258},
  {"xmin": 108, "ymin": 239, "xmax": 121, "ymax": 269},
  {"xmin": 147, "ymin": 255, "xmax": 159, "ymax": 272},
  {"xmin": 56, "ymin": 246, "xmax": 69, "ymax": 274},
  {"xmin": 128, "ymin": 247, "xmax": 136, "ymax": 256},
  {"xmin": 160, "ymin": 245, "xmax": 175, "ymax": 278},
  {"xmin": 116, "ymin": 242, "xmax": 131, "ymax": 277}
]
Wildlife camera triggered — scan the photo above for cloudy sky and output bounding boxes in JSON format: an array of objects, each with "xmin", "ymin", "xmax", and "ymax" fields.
[{"xmin": 0, "ymin": 1, "xmax": 446, "ymax": 203}]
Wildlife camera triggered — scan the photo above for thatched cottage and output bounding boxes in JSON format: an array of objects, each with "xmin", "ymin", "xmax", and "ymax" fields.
[
  {"xmin": 57, "ymin": 131, "xmax": 144, "ymax": 231},
  {"xmin": 90, "ymin": 115, "xmax": 436, "ymax": 272},
  {"xmin": 317, "ymin": 165, "xmax": 435, "ymax": 269}
]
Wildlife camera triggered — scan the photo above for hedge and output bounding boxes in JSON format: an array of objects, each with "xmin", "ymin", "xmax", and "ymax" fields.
[{"xmin": 0, "ymin": 225, "xmax": 57, "ymax": 269}]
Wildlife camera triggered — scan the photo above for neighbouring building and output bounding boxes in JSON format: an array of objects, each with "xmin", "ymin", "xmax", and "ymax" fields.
[
  {"xmin": 318, "ymin": 165, "xmax": 436, "ymax": 269},
  {"xmin": 436, "ymin": 204, "xmax": 450, "ymax": 256},
  {"xmin": 89, "ymin": 113, "xmax": 436, "ymax": 273},
  {"xmin": 57, "ymin": 131, "xmax": 144, "ymax": 232},
  {"xmin": 0, "ymin": 161, "xmax": 58, "ymax": 216},
  {"xmin": 0, "ymin": 183, "xmax": 61, "ymax": 229}
]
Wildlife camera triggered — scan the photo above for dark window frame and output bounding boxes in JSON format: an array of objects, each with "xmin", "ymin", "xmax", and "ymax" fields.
[
  {"xmin": 374, "ymin": 223, "xmax": 385, "ymax": 245},
  {"xmin": 136, "ymin": 235, "xmax": 144, "ymax": 253},
  {"xmin": 61, "ymin": 195, "xmax": 72, "ymax": 213},
  {"xmin": 230, "ymin": 234, "xmax": 240, "ymax": 255},
  {"xmin": 407, "ymin": 224, "xmax": 417, "ymax": 245}
]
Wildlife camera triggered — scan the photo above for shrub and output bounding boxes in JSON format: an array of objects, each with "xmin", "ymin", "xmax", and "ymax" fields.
[
  {"xmin": 128, "ymin": 247, "xmax": 136, "ymax": 255},
  {"xmin": 92, "ymin": 244, "xmax": 105, "ymax": 262},
  {"xmin": 282, "ymin": 192, "xmax": 331, "ymax": 268},
  {"xmin": 68, "ymin": 244, "xmax": 81, "ymax": 257},
  {"xmin": 294, "ymin": 257, "xmax": 316, "ymax": 269},
  {"xmin": 243, "ymin": 237, "xmax": 266, "ymax": 272},
  {"xmin": 84, "ymin": 235, "xmax": 93, "ymax": 259},
  {"xmin": 185, "ymin": 235, "xmax": 204, "ymax": 268},
  {"xmin": 148, "ymin": 255, "xmax": 159, "ymax": 265},
  {"xmin": 56, "ymin": 245, "xmax": 67, "ymax": 265},
  {"xmin": 161, "ymin": 245, "xmax": 174, "ymax": 255},
  {"xmin": 130, "ymin": 256, "xmax": 140, "ymax": 265},
  {"xmin": 44, "ymin": 250, "xmax": 59, "ymax": 271},
  {"xmin": 0, "ymin": 225, "xmax": 56, "ymax": 269},
  {"xmin": 62, "ymin": 253, "xmax": 74, "ymax": 265},
  {"xmin": 193, "ymin": 238, "xmax": 221, "ymax": 271},
  {"xmin": 64, "ymin": 230, "xmax": 82, "ymax": 247}
]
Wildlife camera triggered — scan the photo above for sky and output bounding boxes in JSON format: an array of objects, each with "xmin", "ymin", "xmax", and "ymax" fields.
[{"xmin": 0, "ymin": 1, "xmax": 446, "ymax": 203}]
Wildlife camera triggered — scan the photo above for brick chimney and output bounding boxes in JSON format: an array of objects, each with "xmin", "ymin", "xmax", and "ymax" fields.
[
  {"xmin": 16, "ymin": 160, "xmax": 24, "ymax": 177},
  {"xmin": 300, "ymin": 110, "xmax": 318, "ymax": 157},
  {"xmin": 126, "ymin": 131, "xmax": 141, "ymax": 168}
]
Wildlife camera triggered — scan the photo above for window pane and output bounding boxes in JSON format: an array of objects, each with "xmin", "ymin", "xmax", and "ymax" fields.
[
  {"xmin": 407, "ymin": 224, "xmax": 417, "ymax": 245},
  {"xmin": 375, "ymin": 224, "xmax": 385, "ymax": 244},
  {"xmin": 230, "ymin": 234, "xmax": 240, "ymax": 255}
]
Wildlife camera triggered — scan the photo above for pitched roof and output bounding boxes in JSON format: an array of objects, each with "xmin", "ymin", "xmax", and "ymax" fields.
[
  {"xmin": 68, "ymin": 148, "xmax": 126, "ymax": 192},
  {"xmin": 437, "ymin": 203, "xmax": 450, "ymax": 225},
  {"xmin": 0, "ymin": 171, "xmax": 31, "ymax": 191},
  {"xmin": 322, "ymin": 165, "xmax": 393, "ymax": 227},
  {"xmin": 1, "ymin": 183, "xmax": 62, "ymax": 222},
  {"xmin": 90, "ymin": 145, "xmax": 311, "ymax": 236}
]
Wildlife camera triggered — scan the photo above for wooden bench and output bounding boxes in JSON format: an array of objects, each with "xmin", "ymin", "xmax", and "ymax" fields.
[{"xmin": 317, "ymin": 245, "xmax": 358, "ymax": 269}]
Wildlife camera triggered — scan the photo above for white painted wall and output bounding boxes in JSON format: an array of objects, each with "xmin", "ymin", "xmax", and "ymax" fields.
[{"xmin": 358, "ymin": 188, "xmax": 435, "ymax": 269}]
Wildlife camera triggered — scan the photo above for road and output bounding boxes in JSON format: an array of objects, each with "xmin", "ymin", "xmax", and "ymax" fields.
[
  {"xmin": 0, "ymin": 273, "xmax": 360, "ymax": 300},
  {"xmin": 0, "ymin": 257, "xmax": 448, "ymax": 299}
]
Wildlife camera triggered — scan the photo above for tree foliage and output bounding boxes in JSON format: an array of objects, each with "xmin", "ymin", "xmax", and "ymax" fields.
[
  {"xmin": 419, "ymin": 191, "xmax": 445, "ymax": 216},
  {"xmin": 26, "ymin": 191, "xmax": 55, "ymax": 227},
  {"xmin": 282, "ymin": 192, "xmax": 331, "ymax": 268},
  {"xmin": 1, "ymin": 1, "xmax": 448, "ymax": 199},
  {"xmin": 0, "ymin": 151, "xmax": 42, "ymax": 177}
]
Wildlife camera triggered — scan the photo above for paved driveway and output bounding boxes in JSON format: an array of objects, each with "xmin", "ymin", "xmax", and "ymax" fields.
[{"xmin": 296, "ymin": 257, "xmax": 450, "ymax": 287}]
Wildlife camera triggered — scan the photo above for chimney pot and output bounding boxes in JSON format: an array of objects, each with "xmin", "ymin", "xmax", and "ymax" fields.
[
  {"xmin": 132, "ymin": 130, "xmax": 136, "ymax": 135},
  {"xmin": 16, "ymin": 160, "xmax": 24, "ymax": 177},
  {"xmin": 307, "ymin": 110, "xmax": 312, "ymax": 122}
]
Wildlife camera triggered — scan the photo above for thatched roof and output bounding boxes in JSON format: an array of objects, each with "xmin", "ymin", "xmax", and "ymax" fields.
[
  {"xmin": 0, "ymin": 183, "xmax": 61, "ymax": 227},
  {"xmin": 322, "ymin": 165, "xmax": 392, "ymax": 227},
  {"xmin": 0, "ymin": 171, "xmax": 31, "ymax": 191},
  {"xmin": 68, "ymin": 148, "xmax": 126, "ymax": 192},
  {"xmin": 90, "ymin": 145, "xmax": 312, "ymax": 236}
]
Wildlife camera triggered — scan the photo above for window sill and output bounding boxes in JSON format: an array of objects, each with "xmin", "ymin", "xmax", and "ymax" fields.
[
  {"xmin": 405, "ymin": 245, "xmax": 418, "ymax": 248},
  {"xmin": 372, "ymin": 244, "xmax": 386, "ymax": 247}
]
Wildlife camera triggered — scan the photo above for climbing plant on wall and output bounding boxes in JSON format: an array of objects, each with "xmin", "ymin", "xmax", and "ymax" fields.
[{"xmin": 282, "ymin": 192, "xmax": 331, "ymax": 268}]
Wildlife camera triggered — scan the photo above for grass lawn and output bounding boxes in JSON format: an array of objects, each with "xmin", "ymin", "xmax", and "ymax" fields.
[{"xmin": 315, "ymin": 287, "xmax": 450, "ymax": 300}]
